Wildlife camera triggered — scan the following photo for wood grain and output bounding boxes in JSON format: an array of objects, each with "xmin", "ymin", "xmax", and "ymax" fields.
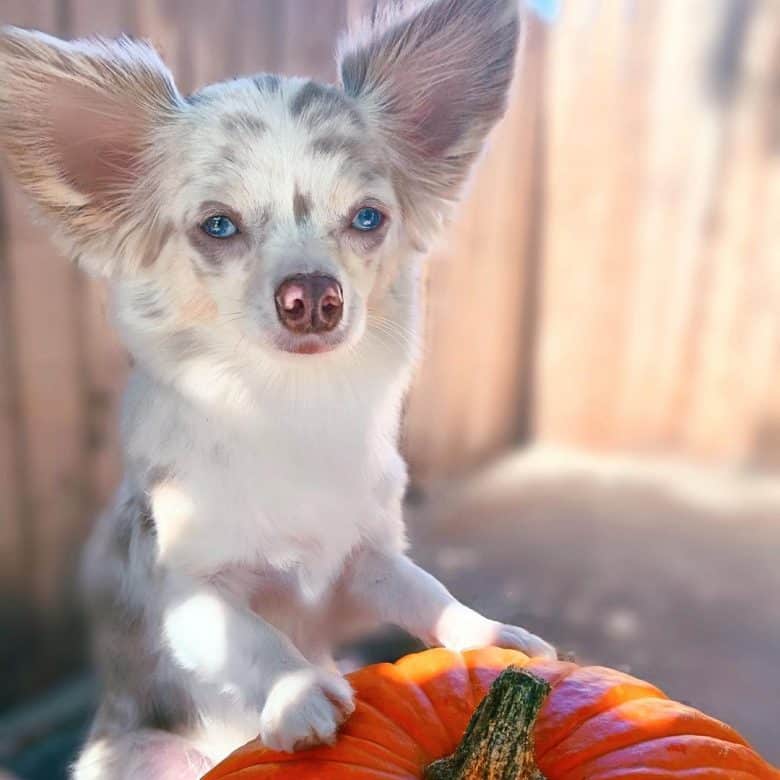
[
  {"xmin": 535, "ymin": 0, "xmax": 780, "ymax": 467},
  {"xmin": 0, "ymin": 0, "xmax": 84, "ymax": 708}
]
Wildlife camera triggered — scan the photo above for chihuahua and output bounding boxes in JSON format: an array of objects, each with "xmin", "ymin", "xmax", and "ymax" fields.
[{"xmin": 0, "ymin": 1, "xmax": 554, "ymax": 777}]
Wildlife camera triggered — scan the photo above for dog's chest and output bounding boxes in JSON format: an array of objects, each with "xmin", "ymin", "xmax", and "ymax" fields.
[{"xmin": 149, "ymin": 402, "xmax": 397, "ymax": 598}]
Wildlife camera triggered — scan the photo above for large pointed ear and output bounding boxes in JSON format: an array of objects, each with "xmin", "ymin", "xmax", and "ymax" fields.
[
  {"xmin": 339, "ymin": 0, "xmax": 521, "ymax": 241},
  {"xmin": 0, "ymin": 27, "xmax": 182, "ymax": 276}
]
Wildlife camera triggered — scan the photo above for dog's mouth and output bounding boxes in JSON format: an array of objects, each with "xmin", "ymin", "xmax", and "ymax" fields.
[{"xmin": 273, "ymin": 332, "xmax": 345, "ymax": 356}]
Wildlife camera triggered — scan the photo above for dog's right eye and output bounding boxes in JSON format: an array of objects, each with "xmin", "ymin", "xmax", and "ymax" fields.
[{"xmin": 201, "ymin": 215, "xmax": 238, "ymax": 239}]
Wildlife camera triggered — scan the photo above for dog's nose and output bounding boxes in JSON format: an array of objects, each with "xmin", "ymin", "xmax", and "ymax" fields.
[{"xmin": 274, "ymin": 274, "xmax": 343, "ymax": 334}]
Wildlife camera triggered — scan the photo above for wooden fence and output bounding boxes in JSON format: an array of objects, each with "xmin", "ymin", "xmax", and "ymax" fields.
[{"xmin": 0, "ymin": 0, "xmax": 778, "ymax": 706}]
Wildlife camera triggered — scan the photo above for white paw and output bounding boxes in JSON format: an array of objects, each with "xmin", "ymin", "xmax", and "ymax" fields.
[
  {"xmin": 493, "ymin": 622, "xmax": 557, "ymax": 660},
  {"xmin": 436, "ymin": 604, "xmax": 556, "ymax": 660},
  {"xmin": 259, "ymin": 668, "xmax": 355, "ymax": 752}
]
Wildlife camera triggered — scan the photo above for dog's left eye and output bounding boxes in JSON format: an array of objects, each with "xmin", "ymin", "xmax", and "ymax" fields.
[
  {"xmin": 201, "ymin": 215, "xmax": 238, "ymax": 239},
  {"xmin": 351, "ymin": 207, "xmax": 384, "ymax": 232}
]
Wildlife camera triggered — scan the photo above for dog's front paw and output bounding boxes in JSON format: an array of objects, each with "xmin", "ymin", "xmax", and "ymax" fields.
[
  {"xmin": 493, "ymin": 622, "xmax": 557, "ymax": 660},
  {"xmin": 436, "ymin": 604, "xmax": 556, "ymax": 660},
  {"xmin": 259, "ymin": 668, "xmax": 355, "ymax": 752}
]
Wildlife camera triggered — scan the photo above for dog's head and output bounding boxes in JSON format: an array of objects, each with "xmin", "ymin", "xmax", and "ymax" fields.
[{"xmin": 0, "ymin": 0, "xmax": 520, "ymax": 388}]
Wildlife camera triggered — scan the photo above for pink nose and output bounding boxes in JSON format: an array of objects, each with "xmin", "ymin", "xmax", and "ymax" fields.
[{"xmin": 274, "ymin": 274, "xmax": 343, "ymax": 334}]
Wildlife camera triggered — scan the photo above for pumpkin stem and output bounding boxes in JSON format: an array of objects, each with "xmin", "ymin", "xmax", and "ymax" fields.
[{"xmin": 424, "ymin": 667, "xmax": 550, "ymax": 780}]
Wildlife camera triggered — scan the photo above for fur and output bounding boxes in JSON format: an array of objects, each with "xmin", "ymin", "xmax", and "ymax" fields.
[{"xmin": 0, "ymin": 2, "xmax": 554, "ymax": 778}]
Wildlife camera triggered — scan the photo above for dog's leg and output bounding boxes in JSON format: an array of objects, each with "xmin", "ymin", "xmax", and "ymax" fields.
[
  {"xmin": 346, "ymin": 548, "xmax": 556, "ymax": 659},
  {"xmin": 163, "ymin": 579, "xmax": 354, "ymax": 751},
  {"xmin": 72, "ymin": 730, "xmax": 212, "ymax": 780}
]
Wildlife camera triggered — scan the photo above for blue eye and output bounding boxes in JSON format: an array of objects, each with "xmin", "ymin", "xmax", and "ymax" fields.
[
  {"xmin": 351, "ymin": 206, "xmax": 384, "ymax": 232},
  {"xmin": 201, "ymin": 215, "xmax": 238, "ymax": 238}
]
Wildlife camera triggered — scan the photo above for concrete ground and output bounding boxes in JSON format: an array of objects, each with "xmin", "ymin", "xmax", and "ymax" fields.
[{"xmin": 402, "ymin": 447, "xmax": 780, "ymax": 764}]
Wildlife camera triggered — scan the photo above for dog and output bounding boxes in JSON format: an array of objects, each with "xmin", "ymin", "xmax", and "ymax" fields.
[{"xmin": 0, "ymin": 1, "xmax": 554, "ymax": 777}]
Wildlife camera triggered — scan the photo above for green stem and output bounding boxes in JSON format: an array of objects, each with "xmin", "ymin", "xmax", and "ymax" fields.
[{"xmin": 424, "ymin": 667, "xmax": 550, "ymax": 780}]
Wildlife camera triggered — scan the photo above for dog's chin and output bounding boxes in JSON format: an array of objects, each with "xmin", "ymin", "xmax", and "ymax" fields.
[{"xmin": 272, "ymin": 333, "xmax": 345, "ymax": 356}]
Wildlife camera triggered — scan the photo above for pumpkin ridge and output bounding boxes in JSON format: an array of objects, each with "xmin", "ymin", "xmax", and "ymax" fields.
[
  {"xmin": 213, "ymin": 759, "xmax": 412, "ymax": 779},
  {"xmin": 354, "ymin": 735, "xmax": 425, "ymax": 775},
  {"xmin": 403, "ymin": 676, "xmax": 457, "ymax": 753},
  {"xmin": 591, "ymin": 768, "xmax": 767, "ymax": 779},
  {"xmin": 461, "ymin": 647, "xmax": 533, "ymax": 702},
  {"xmin": 349, "ymin": 660, "xmax": 454, "ymax": 756},
  {"xmin": 314, "ymin": 733, "xmax": 422, "ymax": 774},
  {"xmin": 537, "ymin": 693, "xmax": 668, "ymax": 765},
  {"xmin": 400, "ymin": 650, "xmax": 477, "ymax": 747},
  {"xmin": 229, "ymin": 736, "xmax": 415, "ymax": 775},
  {"xmin": 392, "ymin": 657, "xmax": 461, "ymax": 753},
  {"xmin": 522, "ymin": 660, "xmax": 580, "ymax": 695},
  {"xmin": 337, "ymin": 725, "xmax": 428, "ymax": 774},
  {"xmin": 350, "ymin": 698, "xmax": 433, "ymax": 763},
  {"xmin": 535, "ymin": 668, "xmax": 667, "ymax": 760},
  {"xmin": 206, "ymin": 730, "xmax": 420, "ymax": 778},
  {"xmin": 514, "ymin": 662, "xmax": 581, "ymax": 757},
  {"xmin": 568, "ymin": 734, "xmax": 778, "ymax": 778},
  {"xmin": 540, "ymin": 696, "xmax": 753, "ymax": 774}
]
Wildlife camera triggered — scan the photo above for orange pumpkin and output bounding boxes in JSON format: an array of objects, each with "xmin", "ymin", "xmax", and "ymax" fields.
[{"xmin": 205, "ymin": 647, "xmax": 780, "ymax": 779}]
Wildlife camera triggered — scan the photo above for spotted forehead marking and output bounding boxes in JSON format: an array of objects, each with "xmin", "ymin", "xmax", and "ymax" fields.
[
  {"xmin": 221, "ymin": 112, "xmax": 268, "ymax": 136},
  {"xmin": 181, "ymin": 75, "xmax": 391, "ymax": 236},
  {"xmin": 293, "ymin": 184, "xmax": 313, "ymax": 226},
  {"xmin": 253, "ymin": 73, "xmax": 281, "ymax": 95},
  {"xmin": 307, "ymin": 131, "xmax": 388, "ymax": 186},
  {"xmin": 309, "ymin": 134, "xmax": 365, "ymax": 159},
  {"xmin": 219, "ymin": 145, "xmax": 239, "ymax": 166},
  {"xmin": 288, "ymin": 80, "xmax": 366, "ymax": 131}
]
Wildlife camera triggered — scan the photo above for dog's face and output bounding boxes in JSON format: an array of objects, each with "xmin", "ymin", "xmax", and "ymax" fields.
[
  {"xmin": 0, "ymin": 0, "xmax": 519, "ymax": 381},
  {"xmin": 143, "ymin": 76, "xmax": 401, "ymax": 360}
]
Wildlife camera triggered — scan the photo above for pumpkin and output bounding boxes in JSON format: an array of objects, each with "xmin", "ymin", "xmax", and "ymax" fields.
[{"xmin": 205, "ymin": 647, "xmax": 780, "ymax": 779}]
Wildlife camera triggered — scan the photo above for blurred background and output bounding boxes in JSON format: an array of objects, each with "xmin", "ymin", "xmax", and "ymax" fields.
[{"xmin": 0, "ymin": 0, "xmax": 778, "ymax": 776}]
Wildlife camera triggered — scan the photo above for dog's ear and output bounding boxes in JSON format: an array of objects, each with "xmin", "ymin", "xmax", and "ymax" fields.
[
  {"xmin": 0, "ymin": 27, "xmax": 182, "ymax": 276},
  {"xmin": 339, "ymin": 0, "xmax": 521, "ymax": 243}
]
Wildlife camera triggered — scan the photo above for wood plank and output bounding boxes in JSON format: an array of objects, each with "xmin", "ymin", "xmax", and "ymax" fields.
[
  {"xmin": 136, "ymin": 0, "xmax": 288, "ymax": 94},
  {"xmin": 535, "ymin": 0, "xmax": 664, "ymax": 450},
  {"xmin": 404, "ymin": 16, "xmax": 548, "ymax": 480},
  {"xmin": 134, "ymin": 0, "xmax": 194, "ymax": 90},
  {"xmin": 0, "ymin": 0, "xmax": 88, "ymax": 616},
  {"xmin": 608, "ymin": 0, "xmax": 724, "ymax": 451},
  {"xmin": 680, "ymin": 0, "xmax": 780, "ymax": 463},
  {"xmin": 281, "ymin": 0, "xmax": 345, "ymax": 80},
  {"xmin": 222, "ymin": 0, "xmax": 288, "ymax": 77},
  {"xmin": 0, "ymin": 0, "xmax": 88, "ymax": 705},
  {"xmin": 535, "ymin": 0, "xmax": 780, "ymax": 468},
  {"xmin": 346, "ymin": 0, "xmax": 370, "ymax": 26},
  {"xmin": 747, "ymin": 8, "xmax": 780, "ymax": 471},
  {"xmin": 0, "ymin": 160, "xmax": 26, "ymax": 599},
  {"xmin": 0, "ymin": 0, "xmax": 61, "ymax": 607},
  {"xmin": 177, "ymin": 0, "xmax": 249, "ymax": 88}
]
